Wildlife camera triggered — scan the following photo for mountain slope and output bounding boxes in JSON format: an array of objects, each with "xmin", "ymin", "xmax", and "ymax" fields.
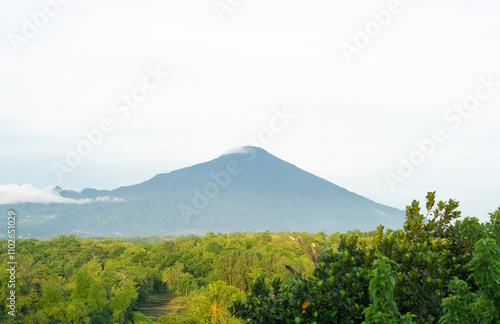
[{"xmin": 1, "ymin": 147, "xmax": 404, "ymax": 238}]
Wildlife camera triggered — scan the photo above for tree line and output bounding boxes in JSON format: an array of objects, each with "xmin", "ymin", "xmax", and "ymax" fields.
[
  {"xmin": 1, "ymin": 192, "xmax": 498, "ymax": 323},
  {"xmin": 1, "ymin": 219, "xmax": 374, "ymax": 322}
]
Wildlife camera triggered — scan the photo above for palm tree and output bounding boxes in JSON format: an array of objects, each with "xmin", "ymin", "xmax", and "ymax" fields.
[
  {"xmin": 162, "ymin": 272, "xmax": 173, "ymax": 293},
  {"xmin": 192, "ymin": 281, "xmax": 242, "ymax": 324}
]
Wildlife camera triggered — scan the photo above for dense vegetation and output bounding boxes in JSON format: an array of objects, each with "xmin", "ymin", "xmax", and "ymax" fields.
[
  {"xmin": 231, "ymin": 193, "xmax": 500, "ymax": 323},
  {"xmin": 1, "ymin": 192, "xmax": 498, "ymax": 323},
  {"xmin": 1, "ymin": 223, "xmax": 370, "ymax": 322}
]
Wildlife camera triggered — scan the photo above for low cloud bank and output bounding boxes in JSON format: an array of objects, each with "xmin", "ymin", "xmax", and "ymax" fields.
[{"xmin": 0, "ymin": 185, "xmax": 125, "ymax": 205}]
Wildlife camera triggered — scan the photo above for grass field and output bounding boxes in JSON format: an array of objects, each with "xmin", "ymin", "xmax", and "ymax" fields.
[{"xmin": 137, "ymin": 295, "xmax": 185, "ymax": 320}]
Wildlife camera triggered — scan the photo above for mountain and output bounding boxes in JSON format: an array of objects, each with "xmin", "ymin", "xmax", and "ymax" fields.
[{"xmin": 0, "ymin": 147, "xmax": 404, "ymax": 238}]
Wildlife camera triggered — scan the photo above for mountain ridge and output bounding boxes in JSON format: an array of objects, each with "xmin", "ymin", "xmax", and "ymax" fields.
[{"xmin": 1, "ymin": 146, "xmax": 404, "ymax": 238}]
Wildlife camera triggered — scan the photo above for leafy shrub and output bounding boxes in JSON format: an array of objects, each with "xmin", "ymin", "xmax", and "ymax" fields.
[{"xmin": 231, "ymin": 193, "xmax": 498, "ymax": 323}]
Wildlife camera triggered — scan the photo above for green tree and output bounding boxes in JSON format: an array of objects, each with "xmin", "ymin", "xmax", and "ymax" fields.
[
  {"xmin": 187, "ymin": 281, "xmax": 243, "ymax": 324},
  {"xmin": 110, "ymin": 277, "xmax": 138, "ymax": 323},
  {"xmin": 440, "ymin": 234, "xmax": 500, "ymax": 323},
  {"xmin": 363, "ymin": 257, "xmax": 414, "ymax": 324},
  {"xmin": 231, "ymin": 193, "xmax": 489, "ymax": 323}
]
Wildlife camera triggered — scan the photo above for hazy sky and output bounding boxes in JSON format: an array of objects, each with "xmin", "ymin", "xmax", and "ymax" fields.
[{"xmin": 1, "ymin": 0, "xmax": 499, "ymax": 222}]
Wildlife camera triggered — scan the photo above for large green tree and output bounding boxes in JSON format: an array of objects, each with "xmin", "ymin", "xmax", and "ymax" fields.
[{"xmin": 187, "ymin": 281, "xmax": 244, "ymax": 324}]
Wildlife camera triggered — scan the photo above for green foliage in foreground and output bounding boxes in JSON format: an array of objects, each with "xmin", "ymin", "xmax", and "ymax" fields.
[
  {"xmin": 0, "ymin": 193, "xmax": 498, "ymax": 323},
  {"xmin": 230, "ymin": 193, "xmax": 500, "ymax": 324},
  {"xmin": 362, "ymin": 257, "xmax": 414, "ymax": 324},
  {"xmin": 1, "ymin": 220, "xmax": 362, "ymax": 322},
  {"xmin": 439, "ymin": 208, "xmax": 500, "ymax": 324},
  {"xmin": 156, "ymin": 280, "xmax": 244, "ymax": 324}
]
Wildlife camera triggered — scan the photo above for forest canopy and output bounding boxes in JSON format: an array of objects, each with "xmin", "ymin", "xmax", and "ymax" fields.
[{"xmin": 1, "ymin": 192, "xmax": 499, "ymax": 323}]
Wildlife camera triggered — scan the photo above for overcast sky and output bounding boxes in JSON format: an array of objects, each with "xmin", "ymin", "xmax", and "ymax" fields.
[{"xmin": 1, "ymin": 0, "xmax": 499, "ymax": 222}]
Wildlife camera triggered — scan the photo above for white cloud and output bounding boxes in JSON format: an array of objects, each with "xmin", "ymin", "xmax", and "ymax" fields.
[
  {"xmin": 0, "ymin": 185, "xmax": 92, "ymax": 205},
  {"xmin": 0, "ymin": 185, "xmax": 125, "ymax": 205},
  {"xmin": 63, "ymin": 187, "xmax": 83, "ymax": 193},
  {"xmin": 0, "ymin": 0, "xmax": 498, "ymax": 220},
  {"xmin": 222, "ymin": 146, "xmax": 255, "ymax": 156},
  {"xmin": 95, "ymin": 196, "xmax": 126, "ymax": 203}
]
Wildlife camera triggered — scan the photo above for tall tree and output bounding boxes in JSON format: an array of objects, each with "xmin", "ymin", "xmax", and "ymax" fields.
[{"xmin": 189, "ymin": 281, "xmax": 243, "ymax": 324}]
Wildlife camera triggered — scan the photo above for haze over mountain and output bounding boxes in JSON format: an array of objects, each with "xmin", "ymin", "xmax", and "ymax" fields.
[{"xmin": 1, "ymin": 147, "xmax": 404, "ymax": 238}]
